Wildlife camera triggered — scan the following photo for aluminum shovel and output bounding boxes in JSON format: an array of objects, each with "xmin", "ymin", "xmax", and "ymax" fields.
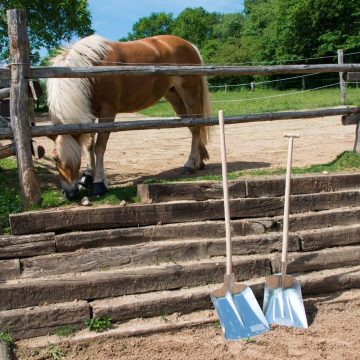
[
  {"xmin": 263, "ymin": 134, "xmax": 308, "ymax": 328},
  {"xmin": 211, "ymin": 110, "xmax": 270, "ymax": 340}
]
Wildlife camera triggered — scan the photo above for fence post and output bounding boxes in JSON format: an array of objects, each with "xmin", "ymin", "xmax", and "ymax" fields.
[
  {"xmin": 338, "ymin": 49, "xmax": 347, "ymax": 105},
  {"xmin": 7, "ymin": 9, "xmax": 41, "ymax": 208}
]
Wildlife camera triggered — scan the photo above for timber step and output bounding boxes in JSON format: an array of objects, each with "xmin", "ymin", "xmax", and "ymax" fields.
[
  {"xmin": 2, "ymin": 264, "xmax": 360, "ymax": 340},
  {"xmin": 2, "ymin": 206, "xmax": 360, "ymax": 259},
  {"xmin": 1, "ymin": 223, "xmax": 360, "ymax": 281},
  {"xmin": 9, "ymin": 189, "xmax": 360, "ymax": 235},
  {"xmin": 1, "ymin": 244, "xmax": 360, "ymax": 311},
  {"xmin": 138, "ymin": 173, "xmax": 360, "ymax": 203}
]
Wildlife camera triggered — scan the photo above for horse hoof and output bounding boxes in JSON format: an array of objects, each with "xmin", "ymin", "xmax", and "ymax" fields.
[
  {"xmin": 78, "ymin": 173, "xmax": 94, "ymax": 190},
  {"xmin": 63, "ymin": 189, "xmax": 79, "ymax": 201},
  {"xmin": 91, "ymin": 182, "xmax": 107, "ymax": 196},
  {"xmin": 182, "ymin": 166, "xmax": 195, "ymax": 174},
  {"xmin": 198, "ymin": 162, "xmax": 206, "ymax": 170}
]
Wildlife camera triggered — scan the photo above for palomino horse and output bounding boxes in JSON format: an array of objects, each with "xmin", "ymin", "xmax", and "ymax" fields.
[{"xmin": 47, "ymin": 34, "xmax": 211, "ymax": 199}]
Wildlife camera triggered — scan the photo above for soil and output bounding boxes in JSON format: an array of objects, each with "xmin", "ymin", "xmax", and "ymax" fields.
[
  {"xmin": 14, "ymin": 289, "xmax": 360, "ymax": 360},
  {"xmin": 10, "ymin": 111, "xmax": 360, "ymax": 359},
  {"xmin": 30, "ymin": 111, "xmax": 356, "ymax": 186}
]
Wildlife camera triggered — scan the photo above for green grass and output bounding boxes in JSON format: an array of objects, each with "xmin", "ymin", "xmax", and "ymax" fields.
[
  {"xmin": 140, "ymin": 87, "xmax": 360, "ymax": 117},
  {"xmin": 47, "ymin": 342, "xmax": 65, "ymax": 360},
  {"xmin": 0, "ymin": 329, "xmax": 14, "ymax": 346},
  {"xmin": 85, "ymin": 316, "xmax": 112, "ymax": 332},
  {"xmin": 1, "ymin": 151, "xmax": 359, "ymax": 231},
  {"xmin": 55, "ymin": 325, "xmax": 76, "ymax": 337}
]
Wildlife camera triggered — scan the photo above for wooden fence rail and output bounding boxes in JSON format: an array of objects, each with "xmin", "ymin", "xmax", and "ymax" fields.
[
  {"xmin": 1, "ymin": 107, "xmax": 359, "ymax": 141},
  {"xmin": 3, "ymin": 8, "xmax": 360, "ymax": 207},
  {"xmin": 2, "ymin": 65, "xmax": 360, "ymax": 81}
]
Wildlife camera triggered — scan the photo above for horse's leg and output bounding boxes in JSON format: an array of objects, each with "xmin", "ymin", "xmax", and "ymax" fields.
[
  {"xmin": 166, "ymin": 79, "xmax": 210, "ymax": 173},
  {"xmin": 78, "ymin": 134, "xmax": 95, "ymax": 190},
  {"xmin": 91, "ymin": 110, "xmax": 115, "ymax": 196}
]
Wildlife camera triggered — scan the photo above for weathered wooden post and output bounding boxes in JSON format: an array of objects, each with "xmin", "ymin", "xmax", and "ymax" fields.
[
  {"xmin": 7, "ymin": 9, "xmax": 41, "ymax": 208},
  {"xmin": 338, "ymin": 49, "xmax": 347, "ymax": 105}
]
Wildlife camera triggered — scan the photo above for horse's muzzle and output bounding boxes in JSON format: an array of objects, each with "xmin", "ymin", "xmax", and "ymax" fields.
[{"xmin": 63, "ymin": 188, "xmax": 79, "ymax": 200}]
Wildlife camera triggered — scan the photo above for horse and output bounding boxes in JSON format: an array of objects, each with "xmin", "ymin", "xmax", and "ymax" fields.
[{"xmin": 47, "ymin": 34, "xmax": 212, "ymax": 199}]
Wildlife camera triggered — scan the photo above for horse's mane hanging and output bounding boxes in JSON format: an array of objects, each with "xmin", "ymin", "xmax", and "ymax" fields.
[{"xmin": 47, "ymin": 35, "xmax": 111, "ymax": 125}]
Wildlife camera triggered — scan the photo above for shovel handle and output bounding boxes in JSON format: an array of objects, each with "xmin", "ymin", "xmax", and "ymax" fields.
[
  {"xmin": 219, "ymin": 110, "xmax": 232, "ymax": 276},
  {"xmin": 281, "ymin": 134, "xmax": 299, "ymax": 271}
]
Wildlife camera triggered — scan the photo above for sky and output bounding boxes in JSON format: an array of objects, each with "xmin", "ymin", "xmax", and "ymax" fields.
[{"xmin": 88, "ymin": 0, "xmax": 244, "ymax": 41}]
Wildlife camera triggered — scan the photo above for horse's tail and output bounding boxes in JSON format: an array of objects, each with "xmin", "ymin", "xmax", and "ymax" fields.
[
  {"xmin": 47, "ymin": 35, "xmax": 111, "ymax": 162},
  {"xmin": 192, "ymin": 45, "xmax": 212, "ymax": 160},
  {"xmin": 200, "ymin": 75, "xmax": 212, "ymax": 156}
]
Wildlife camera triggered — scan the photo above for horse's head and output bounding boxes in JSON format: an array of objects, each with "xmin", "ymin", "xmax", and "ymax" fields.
[{"xmin": 53, "ymin": 135, "xmax": 82, "ymax": 200}]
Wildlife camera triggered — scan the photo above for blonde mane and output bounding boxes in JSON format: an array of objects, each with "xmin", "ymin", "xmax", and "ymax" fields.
[{"xmin": 47, "ymin": 34, "xmax": 111, "ymax": 125}]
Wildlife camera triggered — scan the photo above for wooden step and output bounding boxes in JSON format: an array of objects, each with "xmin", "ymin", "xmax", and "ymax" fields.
[
  {"xmin": 91, "ymin": 264, "xmax": 360, "ymax": 323},
  {"xmin": 0, "ymin": 255, "xmax": 272, "ymax": 311},
  {"xmin": 3, "ymin": 264, "xmax": 360, "ymax": 340},
  {"xmin": 2, "ymin": 244, "xmax": 360, "ymax": 311},
  {"xmin": 138, "ymin": 173, "xmax": 360, "ymax": 203},
  {"xmin": 10, "ymin": 189, "xmax": 360, "ymax": 235}
]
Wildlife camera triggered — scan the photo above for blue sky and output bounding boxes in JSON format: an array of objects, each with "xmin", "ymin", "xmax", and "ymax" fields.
[{"xmin": 88, "ymin": 0, "xmax": 244, "ymax": 41}]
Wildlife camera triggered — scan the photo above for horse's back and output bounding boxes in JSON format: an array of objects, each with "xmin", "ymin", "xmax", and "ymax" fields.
[{"xmin": 108, "ymin": 35, "xmax": 201, "ymax": 65}]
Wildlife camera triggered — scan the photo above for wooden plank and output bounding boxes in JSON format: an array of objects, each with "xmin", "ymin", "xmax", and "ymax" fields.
[
  {"xmin": 1, "ymin": 107, "xmax": 360, "ymax": 140},
  {"xmin": 0, "ymin": 144, "xmax": 15, "ymax": 160},
  {"xmin": 0, "ymin": 87, "xmax": 10, "ymax": 100},
  {"xmin": 344, "ymin": 72, "xmax": 360, "ymax": 81},
  {"xmin": 0, "ymin": 233, "xmax": 55, "ymax": 259},
  {"xmin": 0, "ymin": 256, "xmax": 271, "ymax": 310},
  {"xmin": 272, "ymin": 245, "xmax": 360, "ymax": 274},
  {"xmin": 7, "ymin": 9, "xmax": 41, "ymax": 208},
  {"xmin": 0, "ymin": 259, "xmax": 20, "ymax": 281},
  {"xmin": 9, "ymin": 190, "xmax": 360, "ymax": 235},
  {"xmin": 0, "ymin": 301, "xmax": 89, "ymax": 340},
  {"xmin": 138, "ymin": 181, "xmax": 246, "ymax": 203},
  {"xmin": 342, "ymin": 113, "xmax": 360, "ymax": 125},
  {"xmin": 338, "ymin": 49, "xmax": 347, "ymax": 105},
  {"xmin": 0, "ymin": 341, "xmax": 12, "ymax": 360},
  {"xmin": 287, "ymin": 207, "xmax": 360, "ymax": 232},
  {"xmin": 55, "ymin": 207, "xmax": 360, "ymax": 252},
  {"xmin": 29, "ymin": 63, "xmax": 360, "ymax": 79},
  {"xmin": 22, "ymin": 234, "xmax": 299, "ymax": 279},
  {"xmin": 300, "ymin": 224, "xmax": 360, "ymax": 251},
  {"xmin": 55, "ymin": 219, "xmax": 269, "ymax": 252},
  {"xmin": 91, "ymin": 264, "xmax": 360, "ymax": 322},
  {"xmin": 0, "ymin": 69, "xmax": 11, "ymax": 81},
  {"xmin": 138, "ymin": 173, "xmax": 360, "ymax": 203}
]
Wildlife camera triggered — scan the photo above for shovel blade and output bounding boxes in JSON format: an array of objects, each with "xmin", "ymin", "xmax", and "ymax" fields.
[
  {"xmin": 263, "ymin": 275, "xmax": 308, "ymax": 328},
  {"xmin": 211, "ymin": 286, "xmax": 270, "ymax": 340}
]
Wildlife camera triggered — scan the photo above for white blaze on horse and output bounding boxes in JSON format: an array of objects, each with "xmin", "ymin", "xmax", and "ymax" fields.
[{"xmin": 47, "ymin": 34, "xmax": 212, "ymax": 199}]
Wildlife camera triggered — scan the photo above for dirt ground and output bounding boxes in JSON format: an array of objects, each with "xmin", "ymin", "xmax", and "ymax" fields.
[
  {"xmin": 15, "ymin": 289, "xmax": 360, "ymax": 360},
  {"xmin": 30, "ymin": 111, "xmax": 356, "ymax": 186},
  {"xmin": 10, "ymin": 112, "xmax": 360, "ymax": 359}
]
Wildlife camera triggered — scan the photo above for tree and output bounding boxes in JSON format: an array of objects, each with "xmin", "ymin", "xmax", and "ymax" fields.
[
  {"xmin": 0, "ymin": 0, "xmax": 93, "ymax": 63},
  {"xmin": 121, "ymin": 12, "xmax": 174, "ymax": 41},
  {"xmin": 242, "ymin": 0, "xmax": 360, "ymax": 64},
  {"xmin": 171, "ymin": 7, "xmax": 220, "ymax": 48}
]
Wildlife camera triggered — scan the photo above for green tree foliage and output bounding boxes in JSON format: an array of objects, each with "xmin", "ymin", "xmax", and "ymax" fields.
[
  {"xmin": 171, "ymin": 7, "xmax": 219, "ymax": 48},
  {"xmin": 0, "ymin": 0, "xmax": 93, "ymax": 63},
  {"xmin": 242, "ymin": 0, "xmax": 360, "ymax": 64},
  {"xmin": 121, "ymin": 12, "xmax": 174, "ymax": 41}
]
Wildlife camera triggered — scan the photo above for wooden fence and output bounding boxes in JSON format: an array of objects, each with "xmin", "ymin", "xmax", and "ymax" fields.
[{"xmin": 2, "ymin": 9, "xmax": 360, "ymax": 207}]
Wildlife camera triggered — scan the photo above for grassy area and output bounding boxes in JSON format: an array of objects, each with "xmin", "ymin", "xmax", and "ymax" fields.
[
  {"xmin": 1, "ymin": 151, "xmax": 359, "ymax": 233},
  {"xmin": 140, "ymin": 87, "xmax": 360, "ymax": 117}
]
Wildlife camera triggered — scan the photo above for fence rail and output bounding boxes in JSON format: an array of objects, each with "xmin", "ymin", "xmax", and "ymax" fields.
[
  {"xmin": 1, "ymin": 107, "xmax": 359, "ymax": 140},
  {"xmin": 2, "ymin": 65, "xmax": 360, "ymax": 81}
]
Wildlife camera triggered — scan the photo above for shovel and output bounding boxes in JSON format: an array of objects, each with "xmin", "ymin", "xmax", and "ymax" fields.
[
  {"xmin": 210, "ymin": 110, "xmax": 270, "ymax": 340},
  {"xmin": 263, "ymin": 133, "xmax": 308, "ymax": 328}
]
